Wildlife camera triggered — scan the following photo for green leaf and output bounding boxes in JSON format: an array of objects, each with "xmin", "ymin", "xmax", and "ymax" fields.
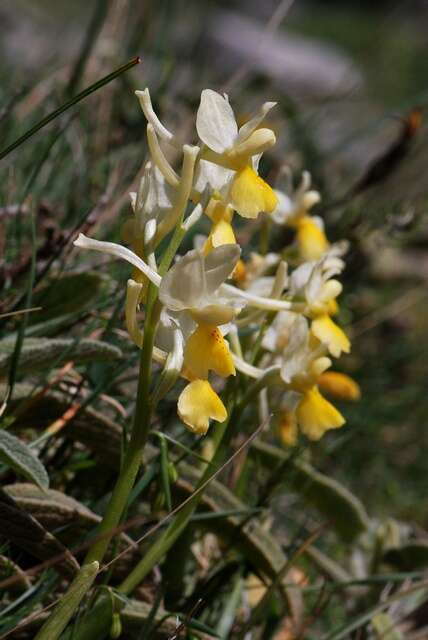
[
  {"xmin": 4, "ymin": 483, "xmax": 141, "ymax": 576},
  {"xmin": 28, "ymin": 272, "xmax": 109, "ymax": 325},
  {"xmin": 252, "ymin": 441, "xmax": 370, "ymax": 542},
  {"xmin": 0, "ymin": 554, "xmax": 32, "ymax": 593},
  {"xmin": 33, "ymin": 561, "xmax": 99, "ymax": 640},
  {"xmin": 0, "ymin": 488, "xmax": 79, "ymax": 578},
  {"xmin": 159, "ymin": 436, "xmax": 172, "ymax": 512},
  {"xmin": 0, "ymin": 337, "xmax": 122, "ymax": 376},
  {"xmin": 0, "ymin": 430, "xmax": 48, "ymax": 490},
  {"xmin": 60, "ymin": 592, "xmax": 216, "ymax": 640},
  {"xmin": 175, "ymin": 461, "xmax": 287, "ymax": 580},
  {"xmin": 288, "ymin": 460, "xmax": 370, "ymax": 542}
]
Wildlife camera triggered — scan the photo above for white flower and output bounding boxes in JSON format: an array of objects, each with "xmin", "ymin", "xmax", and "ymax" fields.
[
  {"xmin": 135, "ymin": 88, "xmax": 180, "ymax": 148},
  {"xmin": 196, "ymin": 90, "xmax": 276, "ymax": 156},
  {"xmin": 289, "ymin": 257, "xmax": 350, "ymax": 358},
  {"xmin": 278, "ymin": 315, "xmax": 330, "ymax": 385},
  {"xmin": 289, "ymin": 257, "xmax": 344, "ymax": 310},
  {"xmin": 237, "ymin": 251, "xmax": 281, "ymax": 293},
  {"xmin": 159, "ymin": 244, "xmax": 243, "ymax": 325},
  {"xmin": 74, "ymin": 234, "xmax": 162, "ymax": 287},
  {"xmin": 272, "ymin": 170, "xmax": 320, "ymax": 225},
  {"xmin": 130, "ymin": 162, "xmax": 175, "ymax": 233},
  {"xmin": 262, "ymin": 311, "xmax": 304, "ymax": 357},
  {"xmin": 195, "ymin": 90, "xmax": 278, "ymax": 219},
  {"xmin": 192, "ymin": 159, "xmax": 234, "ymax": 198}
]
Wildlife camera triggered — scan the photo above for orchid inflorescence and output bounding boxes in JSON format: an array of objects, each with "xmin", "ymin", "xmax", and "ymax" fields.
[{"xmin": 74, "ymin": 88, "xmax": 360, "ymax": 443}]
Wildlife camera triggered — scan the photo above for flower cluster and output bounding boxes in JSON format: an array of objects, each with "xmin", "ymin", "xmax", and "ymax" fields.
[{"xmin": 74, "ymin": 87, "xmax": 360, "ymax": 442}]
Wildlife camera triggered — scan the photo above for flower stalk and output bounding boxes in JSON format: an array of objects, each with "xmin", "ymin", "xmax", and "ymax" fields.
[
  {"xmin": 85, "ymin": 286, "xmax": 161, "ymax": 565},
  {"xmin": 116, "ymin": 372, "xmax": 273, "ymax": 597}
]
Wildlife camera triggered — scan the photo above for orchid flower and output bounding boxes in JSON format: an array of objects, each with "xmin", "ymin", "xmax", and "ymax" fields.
[
  {"xmin": 196, "ymin": 89, "xmax": 278, "ymax": 219},
  {"xmin": 73, "ymin": 85, "xmax": 360, "ymax": 444},
  {"xmin": 263, "ymin": 313, "xmax": 345, "ymax": 441},
  {"xmin": 157, "ymin": 244, "xmax": 242, "ymax": 434},
  {"xmin": 289, "ymin": 257, "xmax": 351, "ymax": 358},
  {"xmin": 272, "ymin": 170, "xmax": 330, "ymax": 261}
]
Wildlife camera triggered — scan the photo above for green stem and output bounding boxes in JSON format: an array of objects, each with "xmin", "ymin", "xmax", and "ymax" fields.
[
  {"xmin": 34, "ymin": 562, "xmax": 99, "ymax": 640},
  {"xmin": 84, "ymin": 294, "xmax": 160, "ymax": 565},
  {"xmin": 59, "ymin": 376, "xmax": 269, "ymax": 640},
  {"xmin": 82, "ymin": 206, "xmax": 188, "ymax": 567},
  {"xmin": 117, "ymin": 375, "xmax": 265, "ymax": 596}
]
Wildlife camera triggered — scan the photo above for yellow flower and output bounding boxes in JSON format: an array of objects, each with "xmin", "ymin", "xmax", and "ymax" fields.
[
  {"xmin": 289, "ymin": 258, "xmax": 351, "ymax": 358},
  {"xmin": 184, "ymin": 324, "xmax": 236, "ymax": 380},
  {"xmin": 296, "ymin": 216, "xmax": 329, "ymax": 261},
  {"xmin": 318, "ymin": 371, "xmax": 361, "ymax": 401},
  {"xmin": 230, "ymin": 166, "xmax": 278, "ymax": 219},
  {"xmin": 196, "ymin": 90, "xmax": 277, "ymax": 219},
  {"xmin": 203, "ymin": 219, "xmax": 236, "ymax": 254},
  {"xmin": 178, "ymin": 380, "xmax": 227, "ymax": 435},
  {"xmin": 202, "ymin": 197, "xmax": 237, "ymax": 255},
  {"xmin": 296, "ymin": 386, "xmax": 345, "ymax": 440},
  {"xmin": 311, "ymin": 313, "xmax": 350, "ymax": 358},
  {"xmin": 269, "ymin": 315, "xmax": 348, "ymax": 442}
]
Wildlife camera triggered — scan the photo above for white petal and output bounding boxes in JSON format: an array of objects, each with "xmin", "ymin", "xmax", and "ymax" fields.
[
  {"xmin": 305, "ymin": 265, "xmax": 324, "ymax": 305},
  {"xmin": 289, "ymin": 262, "xmax": 314, "ymax": 295},
  {"xmin": 247, "ymin": 276, "xmax": 276, "ymax": 297},
  {"xmin": 144, "ymin": 165, "xmax": 175, "ymax": 215},
  {"xmin": 168, "ymin": 324, "xmax": 184, "ymax": 373},
  {"xmin": 159, "ymin": 249, "xmax": 206, "ymax": 311},
  {"xmin": 233, "ymin": 128, "xmax": 276, "ymax": 159},
  {"xmin": 193, "ymin": 159, "xmax": 233, "ymax": 195},
  {"xmin": 146, "ymin": 124, "xmax": 180, "ymax": 188},
  {"xmin": 271, "ymin": 190, "xmax": 293, "ymax": 224},
  {"xmin": 311, "ymin": 215, "xmax": 325, "ymax": 231},
  {"xmin": 271, "ymin": 261, "xmax": 289, "ymax": 298},
  {"xmin": 232, "ymin": 354, "xmax": 267, "ymax": 379},
  {"xmin": 196, "ymin": 89, "xmax": 238, "ymax": 153},
  {"xmin": 262, "ymin": 310, "xmax": 299, "ymax": 354},
  {"xmin": 204, "ymin": 244, "xmax": 241, "ymax": 295},
  {"xmin": 191, "ymin": 303, "xmax": 238, "ymax": 326},
  {"xmin": 280, "ymin": 315, "xmax": 310, "ymax": 383},
  {"xmin": 135, "ymin": 88, "xmax": 180, "ymax": 147},
  {"xmin": 302, "ymin": 190, "xmax": 321, "ymax": 211},
  {"xmin": 252, "ymin": 152, "xmax": 263, "ymax": 172},
  {"xmin": 261, "ymin": 322, "xmax": 279, "ymax": 353},
  {"xmin": 326, "ymin": 240, "xmax": 349, "ymax": 258},
  {"xmin": 155, "ymin": 144, "xmax": 199, "ymax": 240},
  {"xmin": 73, "ymin": 234, "xmax": 161, "ymax": 286},
  {"xmin": 319, "ymin": 279, "xmax": 342, "ymax": 303},
  {"xmin": 220, "ymin": 283, "xmax": 301, "ymax": 312},
  {"xmin": 323, "ymin": 257, "xmax": 345, "ymax": 280},
  {"xmin": 134, "ymin": 164, "xmax": 175, "ymax": 234},
  {"xmin": 237, "ymin": 101, "xmax": 276, "ymax": 143},
  {"xmin": 156, "ymin": 309, "xmax": 195, "ymax": 353}
]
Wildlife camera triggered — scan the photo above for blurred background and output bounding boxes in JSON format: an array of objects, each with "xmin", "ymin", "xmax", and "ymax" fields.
[{"xmin": 1, "ymin": 0, "xmax": 428, "ymax": 525}]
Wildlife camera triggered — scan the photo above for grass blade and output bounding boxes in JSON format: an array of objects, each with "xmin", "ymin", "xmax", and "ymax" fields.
[{"xmin": 0, "ymin": 57, "xmax": 140, "ymax": 161}]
